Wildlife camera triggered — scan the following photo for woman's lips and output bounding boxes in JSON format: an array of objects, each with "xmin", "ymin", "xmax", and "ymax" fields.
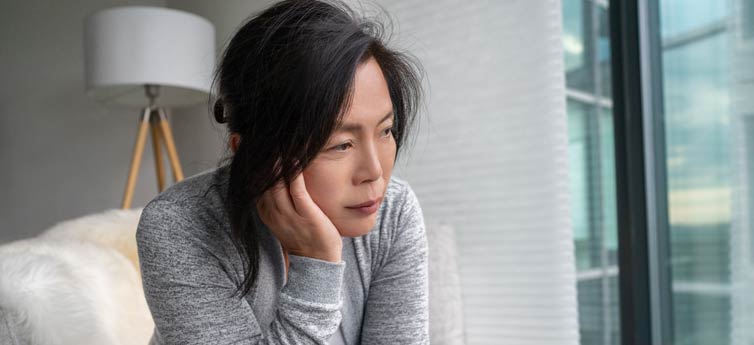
[
  {"xmin": 346, "ymin": 198, "xmax": 382, "ymax": 215},
  {"xmin": 348, "ymin": 199, "xmax": 378, "ymax": 208}
]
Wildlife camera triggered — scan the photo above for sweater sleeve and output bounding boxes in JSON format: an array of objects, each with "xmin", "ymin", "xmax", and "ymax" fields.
[
  {"xmin": 136, "ymin": 199, "xmax": 345, "ymax": 345},
  {"xmin": 359, "ymin": 182, "xmax": 430, "ymax": 344}
]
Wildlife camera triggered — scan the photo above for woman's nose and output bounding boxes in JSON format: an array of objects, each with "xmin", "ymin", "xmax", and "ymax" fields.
[{"xmin": 356, "ymin": 143, "xmax": 383, "ymax": 184}]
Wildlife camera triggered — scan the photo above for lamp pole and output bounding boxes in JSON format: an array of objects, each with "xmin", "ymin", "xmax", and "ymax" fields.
[{"xmin": 121, "ymin": 84, "xmax": 185, "ymax": 209}]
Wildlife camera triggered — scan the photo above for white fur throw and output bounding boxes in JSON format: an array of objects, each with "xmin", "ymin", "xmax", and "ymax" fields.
[
  {"xmin": 0, "ymin": 208, "xmax": 153, "ymax": 345},
  {"xmin": 0, "ymin": 209, "xmax": 465, "ymax": 345}
]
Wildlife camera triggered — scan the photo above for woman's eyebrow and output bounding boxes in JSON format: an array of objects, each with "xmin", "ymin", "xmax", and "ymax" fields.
[{"xmin": 336, "ymin": 111, "xmax": 394, "ymax": 133}]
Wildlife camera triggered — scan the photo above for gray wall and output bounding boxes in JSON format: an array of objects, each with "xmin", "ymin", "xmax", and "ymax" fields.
[
  {"xmin": 1, "ymin": 0, "xmax": 167, "ymax": 243},
  {"xmin": 0, "ymin": 1, "xmax": 276, "ymax": 243}
]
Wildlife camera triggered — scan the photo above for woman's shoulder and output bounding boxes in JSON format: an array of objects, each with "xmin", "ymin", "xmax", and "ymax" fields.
[
  {"xmin": 136, "ymin": 166, "xmax": 230, "ymax": 243},
  {"xmin": 363, "ymin": 175, "xmax": 424, "ymax": 249},
  {"xmin": 148, "ymin": 166, "xmax": 228, "ymax": 207},
  {"xmin": 381, "ymin": 175, "xmax": 422, "ymax": 226},
  {"xmin": 386, "ymin": 174, "xmax": 410, "ymax": 196},
  {"xmin": 352, "ymin": 175, "xmax": 426, "ymax": 278}
]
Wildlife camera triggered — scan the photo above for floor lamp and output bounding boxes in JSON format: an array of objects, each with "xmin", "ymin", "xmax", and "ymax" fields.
[{"xmin": 83, "ymin": 6, "xmax": 216, "ymax": 209}]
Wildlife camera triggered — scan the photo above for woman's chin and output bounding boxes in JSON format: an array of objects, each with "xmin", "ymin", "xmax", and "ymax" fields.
[{"xmin": 335, "ymin": 216, "xmax": 377, "ymax": 238}]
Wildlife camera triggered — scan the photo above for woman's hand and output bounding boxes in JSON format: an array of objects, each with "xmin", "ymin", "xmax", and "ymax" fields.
[{"xmin": 256, "ymin": 172, "xmax": 343, "ymax": 263}]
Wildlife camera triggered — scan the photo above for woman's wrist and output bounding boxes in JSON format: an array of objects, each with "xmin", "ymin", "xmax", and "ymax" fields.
[
  {"xmin": 290, "ymin": 248, "xmax": 342, "ymax": 263},
  {"xmin": 283, "ymin": 253, "xmax": 345, "ymax": 305}
]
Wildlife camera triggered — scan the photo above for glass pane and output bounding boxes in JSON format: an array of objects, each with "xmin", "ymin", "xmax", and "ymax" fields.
[
  {"xmin": 660, "ymin": 0, "xmax": 727, "ymax": 38},
  {"xmin": 599, "ymin": 108, "xmax": 618, "ymax": 264},
  {"xmin": 563, "ymin": 0, "xmax": 594, "ymax": 92},
  {"xmin": 744, "ymin": 1, "xmax": 754, "ymax": 39},
  {"xmin": 577, "ymin": 274, "xmax": 621, "ymax": 345},
  {"xmin": 567, "ymin": 101, "xmax": 621, "ymax": 345},
  {"xmin": 597, "ymin": 5, "xmax": 612, "ymax": 98},
  {"xmin": 656, "ymin": 0, "xmax": 748, "ymax": 344},
  {"xmin": 569, "ymin": 100, "xmax": 592, "ymax": 270},
  {"xmin": 564, "ymin": 1, "xmax": 621, "ymax": 345}
]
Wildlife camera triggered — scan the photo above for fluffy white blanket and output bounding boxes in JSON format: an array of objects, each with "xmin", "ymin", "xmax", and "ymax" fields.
[
  {"xmin": 0, "ymin": 209, "xmax": 466, "ymax": 345},
  {"xmin": 0, "ymin": 208, "xmax": 153, "ymax": 345}
]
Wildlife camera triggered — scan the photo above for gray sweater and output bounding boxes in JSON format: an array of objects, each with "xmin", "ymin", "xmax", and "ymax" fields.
[{"xmin": 136, "ymin": 165, "xmax": 429, "ymax": 344}]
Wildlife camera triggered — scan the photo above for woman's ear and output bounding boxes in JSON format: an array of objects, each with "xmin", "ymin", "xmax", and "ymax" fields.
[{"xmin": 230, "ymin": 133, "xmax": 241, "ymax": 153}]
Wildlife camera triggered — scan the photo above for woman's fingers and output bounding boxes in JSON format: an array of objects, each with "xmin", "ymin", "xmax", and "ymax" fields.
[
  {"xmin": 255, "ymin": 170, "xmax": 343, "ymax": 262},
  {"xmin": 289, "ymin": 172, "xmax": 316, "ymax": 219},
  {"xmin": 270, "ymin": 179, "xmax": 295, "ymax": 217},
  {"xmin": 256, "ymin": 184, "xmax": 275, "ymax": 222}
]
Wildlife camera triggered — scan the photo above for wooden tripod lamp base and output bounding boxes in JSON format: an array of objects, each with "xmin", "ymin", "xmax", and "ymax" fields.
[{"xmin": 121, "ymin": 107, "xmax": 184, "ymax": 209}]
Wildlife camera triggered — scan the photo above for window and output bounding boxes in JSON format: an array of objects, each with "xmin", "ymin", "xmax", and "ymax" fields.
[
  {"xmin": 660, "ymin": 0, "xmax": 739, "ymax": 344},
  {"xmin": 608, "ymin": 0, "xmax": 754, "ymax": 343},
  {"xmin": 563, "ymin": 1, "xmax": 620, "ymax": 344}
]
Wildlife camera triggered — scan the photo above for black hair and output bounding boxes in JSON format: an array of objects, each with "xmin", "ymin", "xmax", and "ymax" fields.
[{"xmin": 209, "ymin": 0, "xmax": 424, "ymax": 297}]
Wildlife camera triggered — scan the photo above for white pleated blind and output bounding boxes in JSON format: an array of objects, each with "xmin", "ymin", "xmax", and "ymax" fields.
[{"xmin": 368, "ymin": 0, "xmax": 579, "ymax": 344}]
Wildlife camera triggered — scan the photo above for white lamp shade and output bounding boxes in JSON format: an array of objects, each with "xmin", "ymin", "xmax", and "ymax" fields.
[{"xmin": 84, "ymin": 6, "xmax": 216, "ymax": 108}]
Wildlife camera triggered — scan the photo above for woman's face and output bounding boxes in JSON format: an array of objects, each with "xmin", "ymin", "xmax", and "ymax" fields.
[
  {"xmin": 230, "ymin": 57, "xmax": 395, "ymax": 237},
  {"xmin": 303, "ymin": 57, "xmax": 396, "ymax": 237}
]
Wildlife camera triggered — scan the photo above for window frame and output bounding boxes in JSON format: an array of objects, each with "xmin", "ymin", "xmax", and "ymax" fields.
[{"xmin": 609, "ymin": 0, "xmax": 674, "ymax": 344}]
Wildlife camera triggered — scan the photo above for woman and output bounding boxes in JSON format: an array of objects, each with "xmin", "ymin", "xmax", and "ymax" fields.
[{"xmin": 136, "ymin": 0, "xmax": 428, "ymax": 344}]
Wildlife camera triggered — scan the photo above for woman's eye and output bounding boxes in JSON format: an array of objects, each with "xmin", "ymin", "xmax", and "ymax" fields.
[
  {"xmin": 383, "ymin": 127, "xmax": 394, "ymax": 137},
  {"xmin": 331, "ymin": 142, "xmax": 352, "ymax": 152}
]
